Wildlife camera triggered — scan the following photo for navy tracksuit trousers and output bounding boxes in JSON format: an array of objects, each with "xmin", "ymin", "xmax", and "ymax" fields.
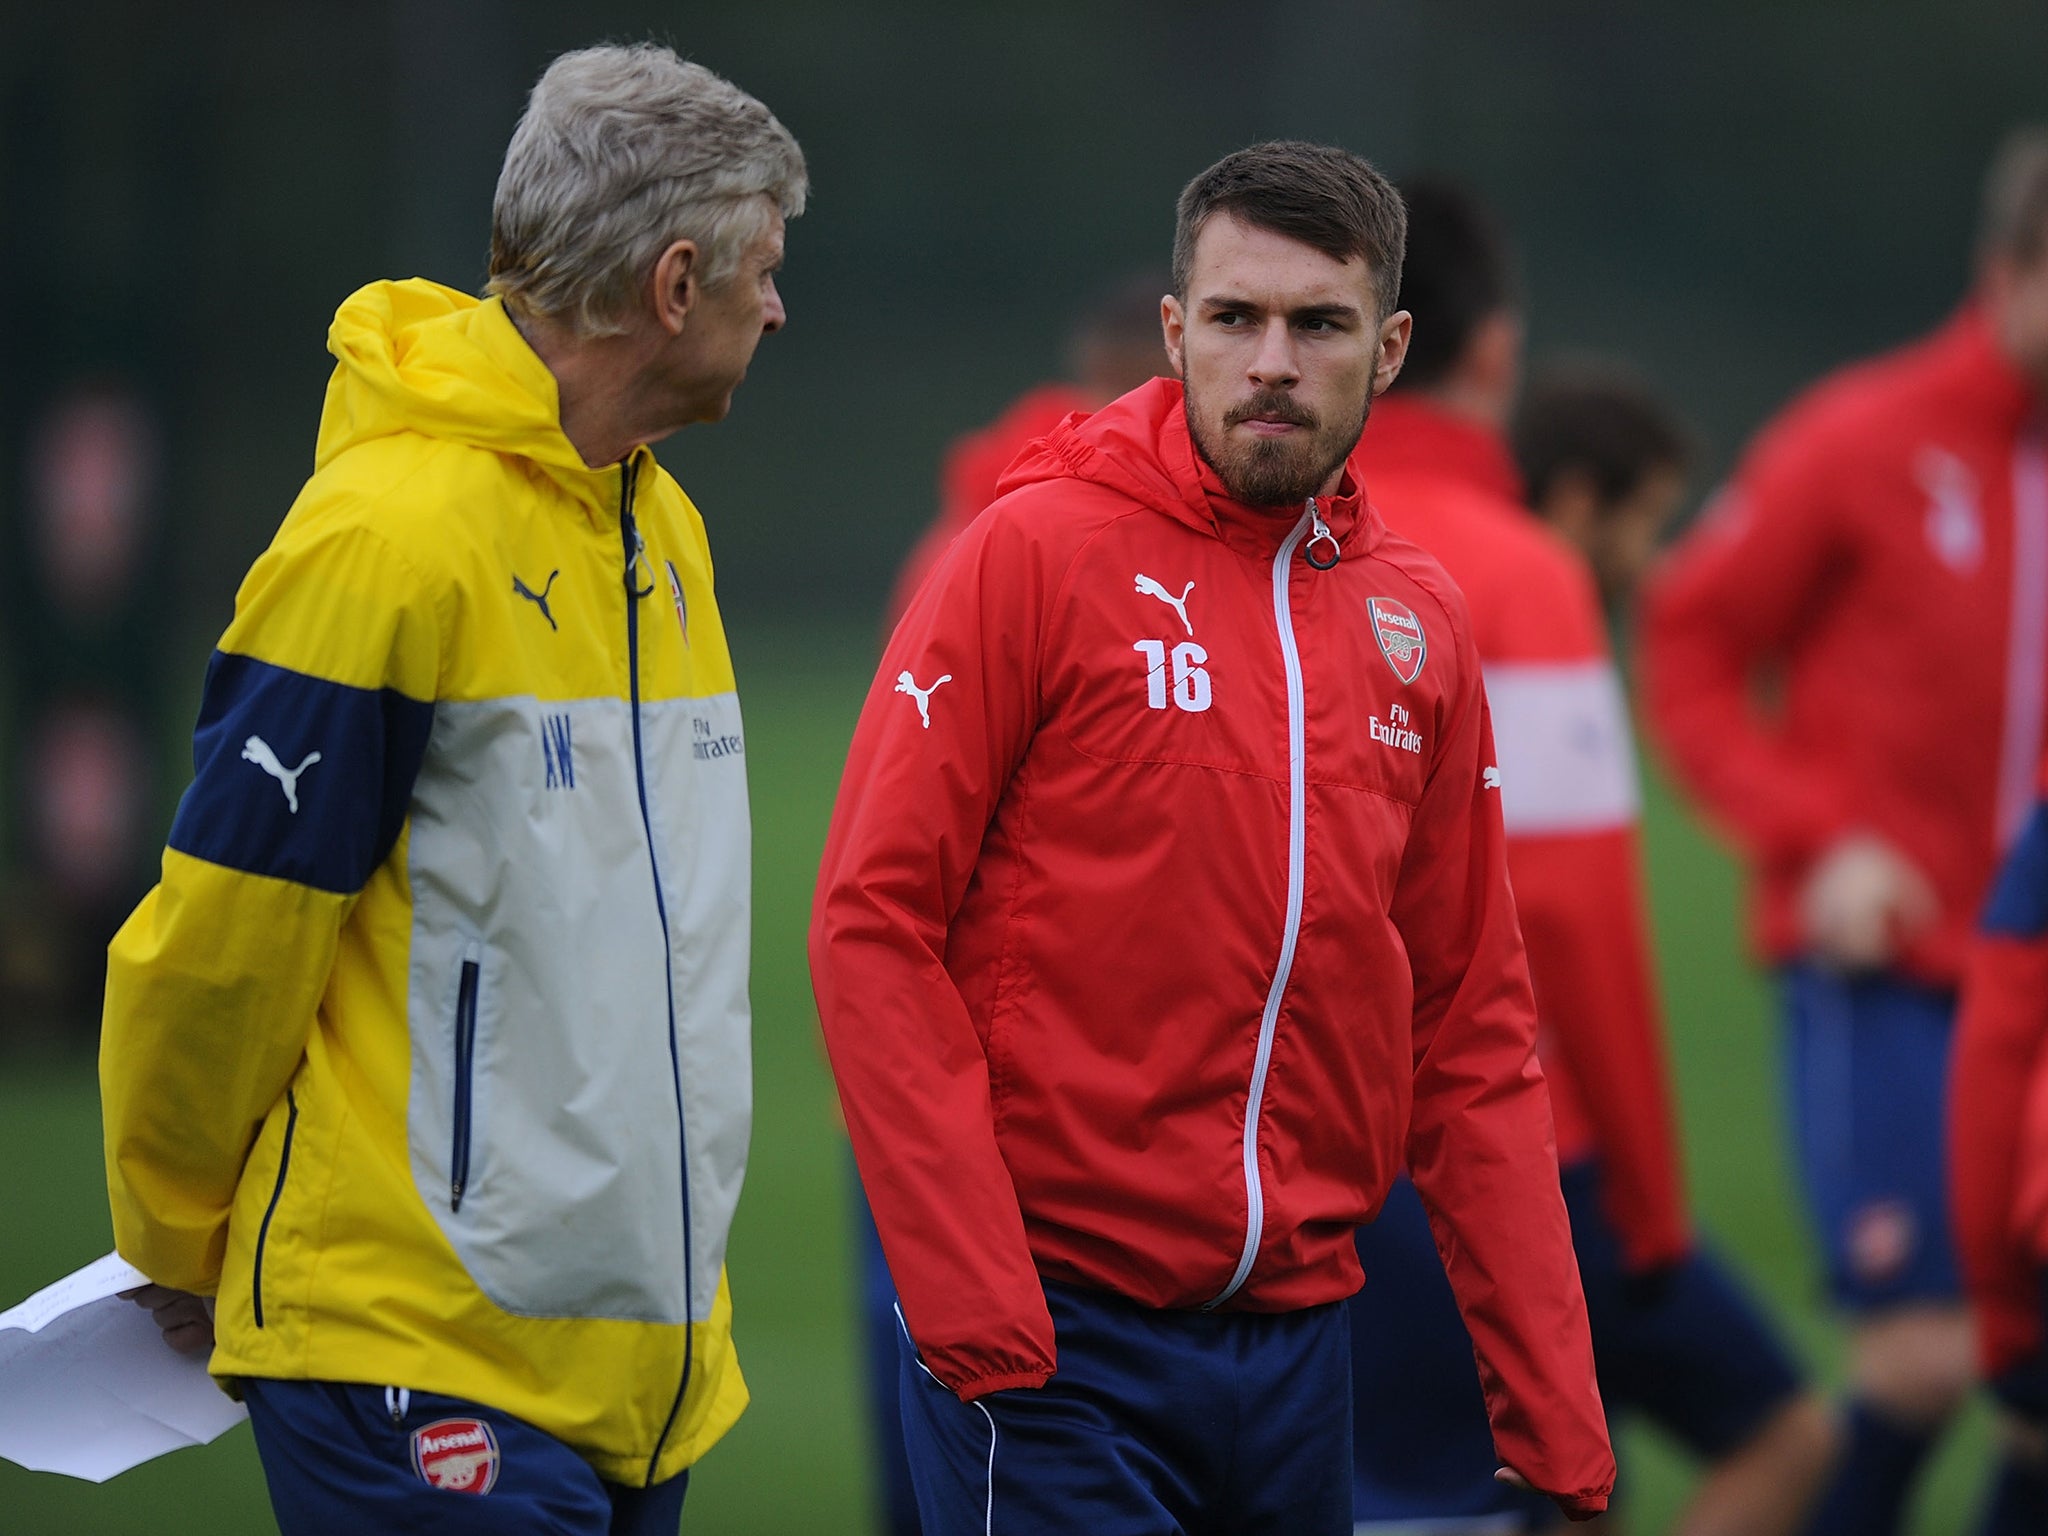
[{"xmin": 897, "ymin": 1279, "xmax": 1353, "ymax": 1535}]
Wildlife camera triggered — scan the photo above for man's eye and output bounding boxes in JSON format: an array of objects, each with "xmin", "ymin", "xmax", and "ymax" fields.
[{"xmin": 1215, "ymin": 312, "xmax": 1245, "ymax": 327}]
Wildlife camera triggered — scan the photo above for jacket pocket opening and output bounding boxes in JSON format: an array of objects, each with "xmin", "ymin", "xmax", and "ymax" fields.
[
  {"xmin": 251, "ymin": 1089, "xmax": 300, "ymax": 1329},
  {"xmin": 451, "ymin": 949, "xmax": 481, "ymax": 1213}
]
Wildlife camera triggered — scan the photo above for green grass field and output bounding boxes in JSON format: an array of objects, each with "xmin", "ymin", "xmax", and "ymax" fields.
[{"xmin": 0, "ymin": 622, "xmax": 1993, "ymax": 1533}]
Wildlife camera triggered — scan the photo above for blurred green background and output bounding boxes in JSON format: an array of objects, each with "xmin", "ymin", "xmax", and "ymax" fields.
[
  {"xmin": 4, "ymin": 0, "xmax": 2042, "ymax": 1529},
  {"xmin": 0, "ymin": 633, "xmax": 1997, "ymax": 1531}
]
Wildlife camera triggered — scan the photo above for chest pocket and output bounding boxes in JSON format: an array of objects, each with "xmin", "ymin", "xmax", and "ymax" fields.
[
  {"xmin": 1295, "ymin": 583, "xmax": 1440, "ymax": 807},
  {"xmin": 1050, "ymin": 543, "xmax": 1291, "ymax": 780}
]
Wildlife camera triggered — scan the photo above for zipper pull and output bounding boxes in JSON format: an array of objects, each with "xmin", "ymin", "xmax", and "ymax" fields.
[
  {"xmin": 623, "ymin": 512, "xmax": 655, "ymax": 599},
  {"xmin": 1305, "ymin": 497, "xmax": 1341, "ymax": 569}
]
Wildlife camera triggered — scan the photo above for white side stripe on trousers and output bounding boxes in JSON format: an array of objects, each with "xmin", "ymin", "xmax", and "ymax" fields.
[{"xmin": 895, "ymin": 1303, "xmax": 998, "ymax": 1536}]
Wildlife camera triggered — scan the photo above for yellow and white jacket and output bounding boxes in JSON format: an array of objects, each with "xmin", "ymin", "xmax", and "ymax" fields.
[{"xmin": 100, "ymin": 279, "xmax": 751, "ymax": 1484}]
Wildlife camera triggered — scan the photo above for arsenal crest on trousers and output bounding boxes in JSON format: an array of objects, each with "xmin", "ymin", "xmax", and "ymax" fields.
[
  {"xmin": 411, "ymin": 1417, "xmax": 502, "ymax": 1495},
  {"xmin": 1369, "ymin": 596, "xmax": 1428, "ymax": 685}
]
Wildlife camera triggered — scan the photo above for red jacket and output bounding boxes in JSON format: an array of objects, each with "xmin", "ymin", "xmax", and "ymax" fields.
[
  {"xmin": 1356, "ymin": 395, "xmax": 1692, "ymax": 1274},
  {"xmin": 811, "ymin": 379, "xmax": 1614, "ymax": 1514},
  {"xmin": 1950, "ymin": 754, "xmax": 2048, "ymax": 1377},
  {"xmin": 884, "ymin": 384, "xmax": 1097, "ymax": 633},
  {"xmin": 1640, "ymin": 308, "xmax": 2048, "ymax": 984}
]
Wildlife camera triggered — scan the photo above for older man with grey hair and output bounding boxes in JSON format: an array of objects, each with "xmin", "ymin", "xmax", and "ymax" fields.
[{"xmin": 102, "ymin": 42, "xmax": 803, "ymax": 1535}]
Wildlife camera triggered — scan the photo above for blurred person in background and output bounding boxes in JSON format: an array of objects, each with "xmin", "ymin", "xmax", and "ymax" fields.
[
  {"xmin": 1513, "ymin": 361, "xmax": 1693, "ymax": 621},
  {"xmin": 0, "ymin": 383, "xmax": 166, "ymax": 1044},
  {"xmin": 1950, "ymin": 748, "xmax": 2048, "ymax": 1534},
  {"xmin": 860, "ymin": 271, "xmax": 1169, "ymax": 1536},
  {"xmin": 881, "ymin": 272, "xmax": 1171, "ymax": 635},
  {"xmin": 814, "ymin": 140, "xmax": 1615, "ymax": 1532},
  {"xmin": 1348, "ymin": 179, "xmax": 1834, "ymax": 1536},
  {"xmin": 1640, "ymin": 127, "xmax": 2048, "ymax": 1536},
  {"xmin": 101, "ymin": 43, "xmax": 804, "ymax": 1535}
]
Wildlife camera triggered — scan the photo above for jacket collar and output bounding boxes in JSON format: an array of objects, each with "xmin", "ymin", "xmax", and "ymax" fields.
[
  {"xmin": 1167, "ymin": 401, "xmax": 1378, "ymax": 563},
  {"xmin": 1929, "ymin": 303, "xmax": 2042, "ymax": 426},
  {"xmin": 1002, "ymin": 377, "xmax": 1385, "ymax": 562},
  {"xmin": 320, "ymin": 279, "xmax": 648, "ymax": 526},
  {"xmin": 1353, "ymin": 392, "xmax": 1525, "ymax": 505}
]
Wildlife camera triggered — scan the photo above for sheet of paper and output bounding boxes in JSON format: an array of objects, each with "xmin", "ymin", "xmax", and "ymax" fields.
[{"xmin": 0, "ymin": 1252, "xmax": 247, "ymax": 1482}]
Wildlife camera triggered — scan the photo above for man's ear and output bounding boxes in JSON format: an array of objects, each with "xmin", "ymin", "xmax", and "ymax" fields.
[
  {"xmin": 652, "ymin": 240, "xmax": 700, "ymax": 337},
  {"xmin": 1372, "ymin": 309, "xmax": 1412, "ymax": 397},
  {"xmin": 1160, "ymin": 295, "xmax": 1187, "ymax": 377}
]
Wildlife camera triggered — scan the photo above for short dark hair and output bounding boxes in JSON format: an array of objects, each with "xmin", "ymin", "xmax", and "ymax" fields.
[
  {"xmin": 1172, "ymin": 141, "xmax": 1407, "ymax": 319},
  {"xmin": 1980, "ymin": 126, "xmax": 2048, "ymax": 265},
  {"xmin": 1512, "ymin": 361, "xmax": 1693, "ymax": 511},
  {"xmin": 1389, "ymin": 177, "xmax": 1517, "ymax": 392}
]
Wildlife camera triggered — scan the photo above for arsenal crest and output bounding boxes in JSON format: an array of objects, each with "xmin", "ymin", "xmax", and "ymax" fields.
[
  {"xmin": 411, "ymin": 1417, "xmax": 502, "ymax": 1495},
  {"xmin": 1368, "ymin": 597, "xmax": 1427, "ymax": 685}
]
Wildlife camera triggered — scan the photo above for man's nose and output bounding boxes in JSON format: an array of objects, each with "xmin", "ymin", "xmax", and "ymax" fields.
[
  {"xmin": 1246, "ymin": 317, "xmax": 1298, "ymax": 388},
  {"xmin": 762, "ymin": 279, "xmax": 787, "ymax": 334}
]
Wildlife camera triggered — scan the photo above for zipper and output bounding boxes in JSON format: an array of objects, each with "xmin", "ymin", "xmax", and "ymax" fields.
[
  {"xmin": 1304, "ymin": 494, "xmax": 1341, "ymax": 569},
  {"xmin": 1209, "ymin": 500, "xmax": 1320, "ymax": 1307},
  {"xmin": 619, "ymin": 459, "xmax": 698, "ymax": 1485},
  {"xmin": 250, "ymin": 1090, "xmax": 299, "ymax": 1328},
  {"xmin": 450, "ymin": 949, "xmax": 481, "ymax": 1212}
]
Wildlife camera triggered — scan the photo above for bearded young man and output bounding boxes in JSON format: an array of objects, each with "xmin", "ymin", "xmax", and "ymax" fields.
[{"xmin": 809, "ymin": 141, "xmax": 1614, "ymax": 1532}]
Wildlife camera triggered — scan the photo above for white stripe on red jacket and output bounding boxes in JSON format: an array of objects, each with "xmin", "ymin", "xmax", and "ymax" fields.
[{"xmin": 1358, "ymin": 395, "xmax": 1692, "ymax": 1277}]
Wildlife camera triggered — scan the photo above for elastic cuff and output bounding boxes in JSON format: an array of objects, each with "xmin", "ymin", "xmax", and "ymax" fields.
[
  {"xmin": 955, "ymin": 1367, "xmax": 1053, "ymax": 1402},
  {"xmin": 1555, "ymin": 1490, "xmax": 1612, "ymax": 1520}
]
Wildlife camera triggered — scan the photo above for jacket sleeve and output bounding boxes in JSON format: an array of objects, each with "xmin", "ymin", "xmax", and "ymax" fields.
[
  {"xmin": 810, "ymin": 500, "xmax": 1057, "ymax": 1402},
  {"xmin": 1485, "ymin": 572, "xmax": 1691, "ymax": 1275},
  {"xmin": 1395, "ymin": 603, "xmax": 1615, "ymax": 1519},
  {"xmin": 1950, "ymin": 794, "xmax": 2048, "ymax": 1377},
  {"xmin": 1636, "ymin": 418, "xmax": 1857, "ymax": 870},
  {"xmin": 101, "ymin": 518, "xmax": 439, "ymax": 1293},
  {"xmin": 1508, "ymin": 824, "xmax": 1692, "ymax": 1272}
]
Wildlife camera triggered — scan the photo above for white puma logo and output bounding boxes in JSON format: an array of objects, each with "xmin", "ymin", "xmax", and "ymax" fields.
[
  {"xmin": 1134, "ymin": 574, "xmax": 1195, "ymax": 636},
  {"xmin": 894, "ymin": 670, "xmax": 952, "ymax": 729},
  {"xmin": 242, "ymin": 735, "xmax": 322, "ymax": 813},
  {"xmin": 1483, "ymin": 766, "xmax": 1502, "ymax": 790}
]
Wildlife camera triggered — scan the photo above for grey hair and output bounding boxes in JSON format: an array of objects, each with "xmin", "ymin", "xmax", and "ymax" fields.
[
  {"xmin": 1980, "ymin": 125, "xmax": 2048, "ymax": 265},
  {"xmin": 487, "ymin": 43, "xmax": 808, "ymax": 336}
]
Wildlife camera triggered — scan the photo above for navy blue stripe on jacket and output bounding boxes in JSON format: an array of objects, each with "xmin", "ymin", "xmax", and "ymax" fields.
[{"xmin": 168, "ymin": 650, "xmax": 435, "ymax": 894}]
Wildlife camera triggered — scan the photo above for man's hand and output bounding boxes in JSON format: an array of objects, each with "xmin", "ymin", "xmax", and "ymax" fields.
[
  {"xmin": 120, "ymin": 1284, "xmax": 215, "ymax": 1356},
  {"xmin": 1798, "ymin": 832, "xmax": 1938, "ymax": 972}
]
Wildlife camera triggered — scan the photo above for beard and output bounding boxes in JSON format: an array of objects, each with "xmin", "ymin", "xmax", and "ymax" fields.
[{"xmin": 1185, "ymin": 383, "xmax": 1371, "ymax": 508}]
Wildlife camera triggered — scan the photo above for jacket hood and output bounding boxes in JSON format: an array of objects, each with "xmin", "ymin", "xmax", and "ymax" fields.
[
  {"xmin": 996, "ymin": 377, "xmax": 1382, "ymax": 559},
  {"xmin": 317, "ymin": 279, "xmax": 621, "ymax": 509}
]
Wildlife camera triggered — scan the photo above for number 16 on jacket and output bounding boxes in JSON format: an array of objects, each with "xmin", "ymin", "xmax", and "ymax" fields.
[{"xmin": 1134, "ymin": 639, "xmax": 1212, "ymax": 712}]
